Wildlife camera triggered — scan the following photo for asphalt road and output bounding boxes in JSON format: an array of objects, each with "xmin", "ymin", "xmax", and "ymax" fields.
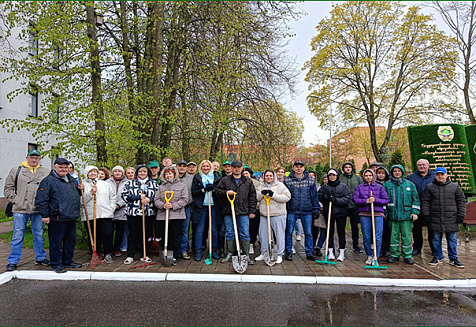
[{"xmin": 1, "ymin": 279, "xmax": 476, "ymax": 326}]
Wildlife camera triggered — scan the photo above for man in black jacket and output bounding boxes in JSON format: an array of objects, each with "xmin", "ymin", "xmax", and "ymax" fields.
[
  {"xmin": 422, "ymin": 167, "xmax": 466, "ymax": 268},
  {"xmin": 216, "ymin": 160, "xmax": 256, "ymax": 264},
  {"xmin": 35, "ymin": 158, "xmax": 83, "ymax": 273}
]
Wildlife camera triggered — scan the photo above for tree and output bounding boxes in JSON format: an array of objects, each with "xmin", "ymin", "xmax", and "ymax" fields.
[
  {"xmin": 431, "ymin": 1, "xmax": 476, "ymax": 124},
  {"xmin": 304, "ymin": 1, "xmax": 459, "ymax": 162},
  {"xmin": 387, "ymin": 148, "xmax": 406, "ymax": 170}
]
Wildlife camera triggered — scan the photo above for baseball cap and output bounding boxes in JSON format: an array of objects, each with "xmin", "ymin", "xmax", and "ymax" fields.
[
  {"xmin": 434, "ymin": 167, "xmax": 447, "ymax": 174},
  {"xmin": 223, "ymin": 160, "xmax": 232, "ymax": 166},
  {"xmin": 231, "ymin": 160, "xmax": 242, "ymax": 167},
  {"xmin": 147, "ymin": 160, "xmax": 159, "ymax": 168},
  {"xmin": 176, "ymin": 160, "xmax": 187, "ymax": 166},
  {"xmin": 27, "ymin": 149, "xmax": 41, "ymax": 156},
  {"xmin": 54, "ymin": 158, "xmax": 69, "ymax": 165},
  {"xmin": 293, "ymin": 160, "xmax": 305, "ymax": 166},
  {"xmin": 187, "ymin": 161, "xmax": 197, "ymax": 167}
]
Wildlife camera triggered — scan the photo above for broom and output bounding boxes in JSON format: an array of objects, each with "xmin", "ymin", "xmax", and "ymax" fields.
[
  {"xmin": 149, "ymin": 221, "xmax": 161, "ymax": 256},
  {"xmin": 77, "ymin": 170, "xmax": 103, "ymax": 268}
]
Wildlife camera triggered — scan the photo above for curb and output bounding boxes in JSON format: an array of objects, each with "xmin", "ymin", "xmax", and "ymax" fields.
[{"xmin": 0, "ymin": 270, "xmax": 475, "ymax": 289}]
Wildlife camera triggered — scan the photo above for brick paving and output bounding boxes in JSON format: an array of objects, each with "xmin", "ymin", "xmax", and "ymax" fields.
[{"xmin": 0, "ymin": 220, "xmax": 474, "ymax": 280}]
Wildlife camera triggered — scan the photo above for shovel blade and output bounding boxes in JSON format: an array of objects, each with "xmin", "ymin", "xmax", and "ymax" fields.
[
  {"xmin": 232, "ymin": 255, "xmax": 248, "ymax": 274},
  {"xmin": 264, "ymin": 249, "xmax": 278, "ymax": 267},
  {"xmin": 161, "ymin": 248, "xmax": 174, "ymax": 266}
]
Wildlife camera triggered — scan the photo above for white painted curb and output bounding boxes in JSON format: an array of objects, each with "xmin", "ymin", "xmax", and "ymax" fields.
[{"xmin": 1, "ymin": 271, "xmax": 475, "ymax": 289}]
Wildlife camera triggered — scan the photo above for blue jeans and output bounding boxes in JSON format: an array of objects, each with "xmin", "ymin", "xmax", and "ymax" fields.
[
  {"xmin": 195, "ymin": 206, "xmax": 217, "ymax": 251},
  {"xmin": 294, "ymin": 220, "xmax": 302, "ymax": 235},
  {"xmin": 316, "ymin": 229, "xmax": 326, "ymax": 249},
  {"xmin": 180, "ymin": 206, "xmax": 191, "ymax": 253},
  {"xmin": 432, "ymin": 231, "xmax": 458, "ymax": 260},
  {"xmin": 8, "ymin": 213, "xmax": 46, "ymax": 264},
  {"xmin": 360, "ymin": 216, "xmax": 383, "ymax": 257},
  {"xmin": 120, "ymin": 224, "xmax": 129, "ymax": 252},
  {"xmin": 48, "ymin": 220, "xmax": 77, "ymax": 268},
  {"xmin": 224, "ymin": 214, "xmax": 250, "ymax": 241},
  {"xmin": 286, "ymin": 213, "xmax": 313, "ymax": 256}
]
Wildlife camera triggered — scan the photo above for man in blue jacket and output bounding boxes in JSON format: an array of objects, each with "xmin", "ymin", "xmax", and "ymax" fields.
[
  {"xmin": 284, "ymin": 161, "xmax": 320, "ymax": 261},
  {"xmin": 407, "ymin": 158, "xmax": 435, "ymax": 256},
  {"xmin": 35, "ymin": 158, "xmax": 83, "ymax": 273}
]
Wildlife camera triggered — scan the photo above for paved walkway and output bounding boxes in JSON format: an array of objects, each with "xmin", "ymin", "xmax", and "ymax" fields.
[{"xmin": 1, "ymin": 220, "xmax": 474, "ymax": 280}]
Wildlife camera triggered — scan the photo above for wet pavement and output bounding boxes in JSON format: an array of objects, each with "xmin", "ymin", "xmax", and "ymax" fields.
[
  {"xmin": 1, "ymin": 279, "xmax": 476, "ymax": 326},
  {"xmin": 0, "ymin": 220, "xmax": 475, "ymax": 280}
]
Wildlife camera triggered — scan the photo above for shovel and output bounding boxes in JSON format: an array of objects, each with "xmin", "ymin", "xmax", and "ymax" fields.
[
  {"xmin": 365, "ymin": 191, "xmax": 387, "ymax": 270},
  {"xmin": 263, "ymin": 195, "xmax": 278, "ymax": 266},
  {"xmin": 315, "ymin": 201, "xmax": 337, "ymax": 265},
  {"xmin": 132, "ymin": 202, "xmax": 157, "ymax": 268},
  {"xmin": 227, "ymin": 192, "xmax": 248, "ymax": 274},
  {"xmin": 160, "ymin": 191, "xmax": 175, "ymax": 266},
  {"xmin": 77, "ymin": 170, "xmax": 103, "ymax": 268},
  {"xmin": 204, "ymin": 191, "xmax": 213, "ymax": 265}
]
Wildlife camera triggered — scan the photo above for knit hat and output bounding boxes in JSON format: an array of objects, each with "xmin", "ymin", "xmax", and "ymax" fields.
[{"xmin": 112, "ymin": 165, "xmax": 125, "ymax": 175}]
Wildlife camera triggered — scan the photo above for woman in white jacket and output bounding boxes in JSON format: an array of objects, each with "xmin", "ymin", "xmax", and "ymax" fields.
[
  {"xmin": 255, "ymin": 169, "xmax": 291, "ymax": 264},
  {"xmin": 81, "ymin": 165, "xmax": 117, "ymax": 263}
]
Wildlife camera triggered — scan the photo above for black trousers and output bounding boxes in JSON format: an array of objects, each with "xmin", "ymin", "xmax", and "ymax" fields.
[
  {"xmin": 381, "ymin": 218, "xmax": 390, "ymax": 255},
  {"xmin": 347, "ymin": 207, "xmax": 361, "ymax": 248},
  {"xmin": 49, "ymin": 220, "xmax": 76, "ymax": 268},
  {"xmin": 113, "ymin": 220, "xmax": 127, "ymax": 252},
  {"xmin": 156, "ymin": 219, "xmax": 183, "ymax": 258},
  {"xmin": 83, "ymin": 219, "xmax": 114, "ymax": 255},
  {"xmin": 412, "ymin": 213, "xmax": 435, "ymax": 254},
  {"xmin": 249, "ymin": 210, "xmax": 260, "ymax": 245},
  {"xmin": 328, "ymin": 215, "xmax": 347, "ymax": 250},
  {"xmin": 127, "ymin": 215, "xmax": 154, "ymax": 258}
]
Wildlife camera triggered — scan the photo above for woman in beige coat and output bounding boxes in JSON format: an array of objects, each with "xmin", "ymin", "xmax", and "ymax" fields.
[{"xmin": 255, "ymin": 169, "xmax": 291, "ymax": 264}]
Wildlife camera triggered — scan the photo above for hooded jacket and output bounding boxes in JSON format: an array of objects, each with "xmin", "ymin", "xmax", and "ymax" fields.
[
  {"xmin": 353, "ymin": 169, "xmax": 389, "ymax": 214},
  {"xmin": 375, "ymin": 166, "xmax": 390, "ymax": 186},
  {"xmin": 106, "ymin": 175, "xmax": 129, "ymax": 221},
  {"xmin": 383, "ymin": 165, "xmax": 420, "ymax": 221},
  {"xmin": 4, "ymin": 162, "xmax": 49, "ymax": 214},
  {"xmin": 318, "ymin": 169, "xmax": 351, "ymax": 218},
  {"xmin": 256, "ymin": 174, "xmax": 291, "ymax": 217},
  {"xmin": 284, "ymin": 171, "xmax": 320, "ymax": 214},
  {"xmin": 339, "ymin": 161, "xmax": 363, "ymax": 209},
  {"xmin": 121, "ymin": 165, "xmax": 158, "ymax": 217},
  {"xmin": 422, "ymin": 177, "xmax": 466, "ymax": 233},
  {"xmin": 154, "ymin": 166, "xmax": 188, "ymax": 220},
  {"xmin": 35, "ymin": 169, "xmax": 81, "ymax": 221},
  {"xmin": 81, "ymin": 165, "xmax": 117, "ymax": 221},
  {"xmin": 216, "ymin": 172, "xmax": 257, "ymax": 216}
]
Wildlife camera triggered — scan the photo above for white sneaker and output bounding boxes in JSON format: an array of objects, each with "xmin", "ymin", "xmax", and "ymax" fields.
[
  {"xmin": 337, "ymin": 249, "xmax": 345, "ymax": 262},
  {"xmin": 296, "ymin": 234, "xmax": 301, "ymax": 241},
  {"xmin": 276, "ymin": 256, "xmax": 283, "ymax": 264},
  {"xmin": 328, "ymin": 249, "xmax": 335, "ymax": 260},
  {"xmin": 292, "ymin": 246, "xmax": 296, "ymax": 254},
  {"xmin": 255, "ymin": 254, "xmax": 265, "ymax": 261},
  {"xmin": 249, "ymin": 244, "xmax": 254, "ymax": 255},
  {"xmin": 140, "ymin": 256, "xmax": 152, "ymax": 263},
  {"xmin": 124, "ymin": 257, "xmax": 134, "ymax": 265},
  {"xmin": 365, "ymin": 256, "xmax": 373, "ymax": 265}
]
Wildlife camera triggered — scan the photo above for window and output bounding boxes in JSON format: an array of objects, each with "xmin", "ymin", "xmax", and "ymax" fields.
[
  {"xmin": 28, "ymin": 21, "xmax": 38, "ymax": 56},
  {"xmin": 29, "ymin": 84, "xmax": 38, "ymax": 117},
  {"xmin": 28, "ymin": 143, "xmax": 38, "ymax": 153},
  {"xmin": 52, "ymin": 93, "xmax": 60, "ymax": 123},
  {"xmin": 52, "ymin": 45, "xmax": 61, "ymax": 70}
]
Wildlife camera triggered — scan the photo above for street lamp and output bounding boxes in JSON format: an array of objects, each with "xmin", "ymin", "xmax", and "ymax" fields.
[{"xmin": 308, "ymin": 95, "xmax": 332, "ymax": 167}]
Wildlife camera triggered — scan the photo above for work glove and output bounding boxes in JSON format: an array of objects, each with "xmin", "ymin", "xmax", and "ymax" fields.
[
  {"xmin": 319, "ymin": 193, "xmax": 329, "ymax": 202},
  {"xmin": 261, "ymin": 189, "xmax": 274, "ymax": 197},
  {"xmin": 457, "ymin": 215, "xmax": 465, "ymax": 224},
  {"xmin": 204, "ymin": 184, "xmax": 215, "ymax": 192},
  {"xmin": 410, "ymin": 214, "xmax": 418, "ymax": 222},
  {"xmin": 329, "ymin": 195, "xmax": 337, "ymax": 204}
]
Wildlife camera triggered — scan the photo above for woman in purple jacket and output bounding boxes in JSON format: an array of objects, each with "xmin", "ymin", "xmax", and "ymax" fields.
[{"xmin": 353, "ymin": 169, "xmax": 389, "ymax": 265}]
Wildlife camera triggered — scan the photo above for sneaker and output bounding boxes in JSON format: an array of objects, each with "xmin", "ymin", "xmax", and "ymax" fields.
[
  {"xmin": 63, "ymin": 262, "xmax": 82, "ymax": 268},
  {"xmin": 428, "ymin": 257, "xmax": 443, "ymax": 266},
  {"xmin": 52, "ymin": 265, "xmax": 67, "ymax": 274},
  {"xmin": 296, "ymin": 234, "xmax": 301, "ymax": 241},
  {"xmin": 113, "ymin": 251, "xmax": 122, "ymax": 257},
  {"xmin": 306, "ymin": 254, "xmax": 316, "ymax": 261},
  {"xmin": 182, "ymin": 252, "xmax": 191, "ymax": 260},
  {"xmin": 285, "ymin": 252, "xmax": 293, "ymax": 261},
  {"xmin": 35, "ymin": 259, "xmax": 50, "ymax": 266},
  {"xmin": 247, "ymin": 257, "xmax": 255, "ymax": 265},
  {"xmin": 315, "ymin": 248, "xmax": 322, "ymax": 257},
  {"xmin": 255, "ymin": 254, "xmax": 265, "ymax": 261},
  {"xmin": 6, "ymin": 264, "xmax": 17, "ymax": 272},
  {"xmin": 140, "ymin": 256, "xmax": 152, "ymax": 263},
  {"xmin": 276, "ymin": 256, "xmax": 283, "ymax": 264},
  {"xmin": 249, "ymin": 244, "xmax": 254, "ymax": 255},
  {"xmin": 450, "ymin": 259, "xmax": 465, "ymax": 268},
  {"xmin": 124, "ymin": 257, "xmax": 134, "ymax": 265},
  {"xmin": 171, "ymin": 258, "xmax": 178, "ymax": 266},
  {"xmin": 353, "ymin": 246, "xmax": 363, "ymax": 253},
  {"xmin": 104, "ymin": 254, "xmax": 113, "ymax": 264},
  {"xmin": 387, "ymin": 256, "xmax": 399, "ymax": 263},
  {"xmin": 365, "ymin": 256, "xmax": 373, "ymax": 265},
  {"xmin": 292, "ymin": 246, "xmax": 296, "ymax": 254}
]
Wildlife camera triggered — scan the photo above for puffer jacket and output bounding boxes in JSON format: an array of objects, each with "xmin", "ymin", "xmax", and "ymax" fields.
[
  {"xmin": 422, "ymin": 178, "xmax": 466, "ymax": 233},
  {"xmin": 383, "ymin": 165, "xmax": 420, "ymax": 221},
  {"xmin": 35, "ymin": 170, "xmax": 81, "ymax": 221},
  {"xmin": 407, "ymin": 168, "xmax": 435, "ymax": 201},
  {"xmin": 4, "ymin": 162, "xmax": 49, "ymax": 214},
  {"xmin": 318, "ymin": 170, "xmax": 351, "ymax": 218},
  {"xmin": 284, "ymin": 171, "xmax": 320, "ymax": 214},
  {"xmin": 121, "ymin": 165, "xmax": 158, "ymax": 217},
  {"xmin": 353, "ymin": 169, "xmax": 389, "ymax": 214},
  {"xmin": 154, "ymin": 166, "xmax": 188, "ymax": 220},
  {"xmin": 81, "ymin": 177, "xmax": 117, "ymax": 221},
  {"xmin": 256, "ymin": 180, "xmax": 291, "ymax": 217},
  {"xmin": 106, "ymin": 177, "xmax": 129, "ymax": 221},
  {"xmin": 339, "ymin": 161, "xmax": 363, "ymax": 208},
  {"xmin": 216, "ymin": 174, "xmax": 257, "ymax": 216}
]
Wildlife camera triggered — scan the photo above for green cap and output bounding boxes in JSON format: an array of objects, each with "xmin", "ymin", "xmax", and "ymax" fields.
[
  {"xmin": 27, "ymin": 149, "xmax": 41, "ymax": 156},
  {"xmin": 223, "ymin": 160, "xmax": 232, "ymax": 166},
  {"xmin": 147, "ymin": 160, "xmax": 159, "ymax": 168}
]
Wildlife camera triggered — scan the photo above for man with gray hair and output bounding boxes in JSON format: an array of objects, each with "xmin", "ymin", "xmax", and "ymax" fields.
[{"xmin": 407, "ymin": 158, "xmax": 435, "ymax": 256}]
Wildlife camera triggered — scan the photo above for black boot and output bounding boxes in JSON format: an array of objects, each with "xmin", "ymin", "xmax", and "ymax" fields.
[{"xmin": 241, "ymin": 240, "xmax": 254, "ymax": 265}]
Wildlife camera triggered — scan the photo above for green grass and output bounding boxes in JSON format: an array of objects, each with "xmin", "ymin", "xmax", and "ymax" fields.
[{"xmin": 0, "ymin": 209, "xmax": 13, "ymax": 223}]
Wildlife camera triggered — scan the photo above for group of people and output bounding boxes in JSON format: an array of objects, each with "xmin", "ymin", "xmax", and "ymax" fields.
[{"xmin": 4, "ymin": 150, "xmax": 467, "ymax": 273}]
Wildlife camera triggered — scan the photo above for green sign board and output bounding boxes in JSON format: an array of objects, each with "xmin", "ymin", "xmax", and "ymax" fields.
[{"xmin": 407, "ymin": 124, "xmax": 476, "ymax": 195}]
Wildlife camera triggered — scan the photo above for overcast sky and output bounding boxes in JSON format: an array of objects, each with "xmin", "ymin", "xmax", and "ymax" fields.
[{"xmin": 283, "ymin": 1, "xmax": 449, "ymax": 147}]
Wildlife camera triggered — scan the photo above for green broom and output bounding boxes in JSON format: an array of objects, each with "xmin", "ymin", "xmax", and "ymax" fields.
[
  {"xmin": 315, "ymin": 201, "xmax": 337, "ymax": 265},
  {"xmin": 365, "ymin": 191, "xmax": 387, "ymax": 270}
]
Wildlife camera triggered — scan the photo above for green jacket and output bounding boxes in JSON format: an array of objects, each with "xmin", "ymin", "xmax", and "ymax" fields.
[
  {"xmin": 339, "ymin": 162, "xmax": 362, "ymax": 209},
  {"xmin": 383, "ymin": 164, "xmax": 420, "ymax": 221}
]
